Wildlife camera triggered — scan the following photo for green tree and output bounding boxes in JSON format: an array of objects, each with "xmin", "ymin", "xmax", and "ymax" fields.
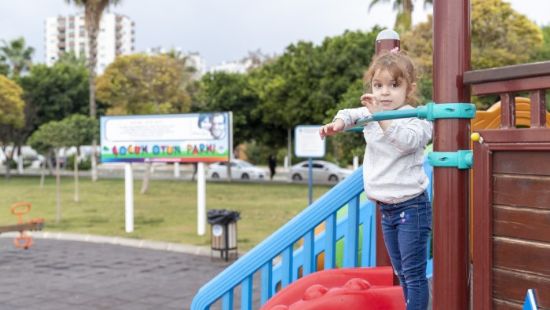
[
  {"xmin": 28, "ymin": 120, "xmax": 71, "ymax": 223},
  {"xmin": 96, "ymin": 54, "xmax": 191, "ymax": 115},
  {"xmin": 0, "ymin": 75, "xmax": 25, "ymax": 128},
  {"xmin": 401, "ymin": 0, "xmax": 543, "ymax": 108},
  {"xmin": 0, "ymin": 74, "xmax": 25, "ymax": 178},
  {"xmin": 533, "ymin": 25, "xmax": 550, "ymax": 61},
  {"xmin": 65, "ymin": 0, "xmax": 122, "ymax": 182},
  {"xmin": 326, "ymin": 80, "xmax": 368, "ymax": 164},
  {"xmin": 249, "ymin": 41, "xmax": 323, "ymax": 162},
  {"xmin": 248, "ymin": 29, "xmax": 378, "ymax": 164},
  {"xmin": 163, "ymin": 49, "xmax": 198, "ymax": 86},
  {"xmin": 197, "ymin": 71, "xmax": 261, "ymax": 147},
  {"xmin": 0, "ymin": 37, "xmax": 35, "ymax": 79},
  {"xmin": 97, "ymin": 54, "xmax": 191, "ymax": 193},
  {"xmin": 533, "ymin": 25, "xmax": 550, "ymax": 110},
  {"xmin": 61, "ymin": 114, "xmax": 97, "ymax": 202},
  {"xmin": 57, "ymin": 51, "xmax": 88, "ymax": 67},
  {"xmin": 19, "ymin": 63, "xmax": 90, "ymax": 131},
  {"xmin": 471, "ymin": 0, "xmax": 542, "ymax": 69},
  {"xmin": 163, "ymin": 49, "xmax": 202, "ymax": 112}
]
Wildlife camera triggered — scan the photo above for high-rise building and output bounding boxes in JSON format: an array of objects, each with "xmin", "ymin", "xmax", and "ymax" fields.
[{"xmin": 45, "ymin": 13, "xmax": 135, "ymax": 73}]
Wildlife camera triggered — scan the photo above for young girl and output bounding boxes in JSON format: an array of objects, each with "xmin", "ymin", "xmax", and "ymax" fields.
[{"xmin": 319, "ymin": 50, "xmax": 432, "ymax": 310}]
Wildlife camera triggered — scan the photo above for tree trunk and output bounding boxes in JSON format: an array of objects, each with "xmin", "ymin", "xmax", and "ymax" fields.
[
  {"xmin": 140, "ymin": 162, "xmax": 152, "ymax": 194},
  {"xmin": 40, "ymin": 156, "xmax": 46, "ymax": 188},
  {"xmin": 4, "ymin": 145, "xmax": 14, "ymax": 180},
  {"xmin": 46, "ymin": 150, "xmax": 54, "ymax": 176},
  {"xmin": 16, "ymin": 145, "xmax": 23, "ymax": 175},
  {"xmin": 74, "ymin": 148, "xmax": 80, "ymax": 202},
  {"xmin": 226, "ymin": 160, "xmax": 232, "ymax": 182},
  {"xmin": 88, "ymin": 18, "xmax": 99, "ymax": 182},
  {"xmin": 287, "ymin": 127, "xmax": 292, "ymax": 167},
  {"xmin": 55, "ymin": 149, "xmax": 61, "ymax": 224},
  {"xmin": 91, "ymin": 140, "xmax": 98, "ymax": 181}
]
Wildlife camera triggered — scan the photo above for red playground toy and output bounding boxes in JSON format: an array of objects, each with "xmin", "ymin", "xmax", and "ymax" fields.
[{"xmin": 261, "ymin": 267, "xmax": 405, "ymax": 310}]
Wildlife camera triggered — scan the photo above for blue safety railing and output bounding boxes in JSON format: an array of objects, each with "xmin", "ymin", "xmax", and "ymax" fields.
[{"xmin": 191, "ymin": 162, "xmax": 433, "ymax": 310}]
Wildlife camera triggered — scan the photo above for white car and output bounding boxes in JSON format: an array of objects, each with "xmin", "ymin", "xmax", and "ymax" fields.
[
  {"xmin": 208, "ymin": 159, "xmax": 267, "ymax": 180},
  {"xmin": 289, "ymin": 160, "xmax": 353, "ymax": 183}
]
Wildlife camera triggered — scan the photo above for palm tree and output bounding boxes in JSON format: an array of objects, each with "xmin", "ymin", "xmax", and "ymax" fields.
[
  {"xmin": 0, "ymin": 37, "xmax": 35, "ymax": 79},
  {"xmin": 368, "ymin": 0, "xmax": 433, "ymax": 32},
  {"xmin": 65, "ymin": 0, "xmax": 121, "ymax": 181}
]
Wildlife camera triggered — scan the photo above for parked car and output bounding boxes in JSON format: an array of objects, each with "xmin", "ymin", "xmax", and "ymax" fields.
[
  {"xmin": 208, "ymin": 159, "xmax": 268, "ymax": 180},
  {"xmin": 289, "ymin": 160, "xmax": 353, "ymax": 183}
]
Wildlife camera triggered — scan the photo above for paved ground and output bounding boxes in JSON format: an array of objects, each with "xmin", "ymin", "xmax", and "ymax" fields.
[{"xmin": 0, "ymin": 236, "xmax": 232, "ymax": 310}]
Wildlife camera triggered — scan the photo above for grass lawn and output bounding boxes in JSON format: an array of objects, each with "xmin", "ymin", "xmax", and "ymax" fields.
[{"xmin": 0, "ymin": 176, "xmax": 331, "ymax": 250}]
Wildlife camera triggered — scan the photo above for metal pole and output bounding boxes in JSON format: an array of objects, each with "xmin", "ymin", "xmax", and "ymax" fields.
[
  {"xmin": 124, "ymin": 163, "xmax": 134, "ymax": 233},
  {"xmin": 433, "ymin": 1, "xmax": 471, "ymax": 308},
  {"xmin": 174, "ymin": 162, "xmax": 180, "ymax": 178},
  {"xmin": 308, "ymin": 158, "xmax": 313, "ymax": 205},
  {"xmin": 374, "ymin": 29, "xmax": 400, "ymax": 268},
  {"xmin": 197, "ymin": 162, "xmax": 206, "ymax": 235}
]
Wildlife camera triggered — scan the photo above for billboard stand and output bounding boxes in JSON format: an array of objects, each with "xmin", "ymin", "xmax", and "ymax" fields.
[
  {"xmin": 295, "ymin": 125, "xmax": 326, "ymax": 206},
  {"xmin": 174, "ymin": 162, "xmax": 180, "ymax": 178},
  {"xmin": 197, "ymin": 162, "xmax": 206, "ymax": 235},
  {"xmin": 307, "ymin": 158, "xmax": 313, "ymax": 205},
  {"xmin": 124, "ymin": 163, "xmax": 134, "ymax": 233}
]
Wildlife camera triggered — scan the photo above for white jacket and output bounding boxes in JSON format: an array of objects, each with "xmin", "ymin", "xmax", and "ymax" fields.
[{"xmin": 334, "ymin": 104, "xmax": 433, "ymax": 204}]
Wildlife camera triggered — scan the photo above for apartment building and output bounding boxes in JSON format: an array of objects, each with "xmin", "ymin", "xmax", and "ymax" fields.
[{"xmin": 45, "ymin": 13, "xmax": 135, "ymax": 73}]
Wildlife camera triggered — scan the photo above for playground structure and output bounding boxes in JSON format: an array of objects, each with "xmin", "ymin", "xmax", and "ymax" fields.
[
  {"xmin": 0, "ymin": 202, "xmax": 44, "ymax": 249},
  {"xmin": 261, "ymin": 267, "xmax": 405, "ymax": 310},
  {"xmin": 191, "ymin": 1, "xmax": 549, "ymax": 309}
]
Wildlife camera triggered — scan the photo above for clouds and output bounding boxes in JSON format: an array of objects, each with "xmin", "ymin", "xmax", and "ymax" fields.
[{"xmin": 0, "ymin": 0, "xmax": 547, "ymax": 68}]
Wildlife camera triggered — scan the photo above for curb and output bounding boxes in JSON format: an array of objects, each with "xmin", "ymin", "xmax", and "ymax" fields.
[{"xmin": 0, "ymin": 231, "xmax": 212, "ymax": 257}]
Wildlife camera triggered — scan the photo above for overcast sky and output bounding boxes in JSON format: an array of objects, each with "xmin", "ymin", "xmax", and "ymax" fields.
[{"xmin": 0, "ymin": 0, "xmax": 549, "ymax": 68}]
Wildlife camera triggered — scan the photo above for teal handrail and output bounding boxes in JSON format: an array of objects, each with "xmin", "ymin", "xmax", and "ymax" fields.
[{"xmin": 347, "ymin": 102, "xmax": 476, "ymax": 132}]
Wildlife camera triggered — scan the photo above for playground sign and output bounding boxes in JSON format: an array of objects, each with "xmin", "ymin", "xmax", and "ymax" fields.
[
  {"xmin": 294, "ymin": 125, "xmax": 326, "ymax": 205},
  {"xmin": 100, "ymin": 112, "xmax": 230, "ymax": 163},
  {"xmin": 294, "ymin": 125, "xmax": 325, "ymax": 158}
]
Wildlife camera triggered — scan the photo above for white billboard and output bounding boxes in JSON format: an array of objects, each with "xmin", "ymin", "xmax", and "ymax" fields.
[
  {"xmin": 100, "ymin": 112, "xmax": 231, "ymax": 163},
  {"xmin": 294, "ymin": 125, "xmax": 326, "ymax": 158}
]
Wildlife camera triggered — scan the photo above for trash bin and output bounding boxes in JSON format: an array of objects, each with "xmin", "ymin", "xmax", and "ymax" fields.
[{"xmin": 207, "ymin": 209, "xmax": 240, "ymax": 261}]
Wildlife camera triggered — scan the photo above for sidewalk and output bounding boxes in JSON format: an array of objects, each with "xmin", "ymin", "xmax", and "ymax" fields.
[{"xmin": 0, "ymin": 233, "xmax": 231, "ymax": 310}]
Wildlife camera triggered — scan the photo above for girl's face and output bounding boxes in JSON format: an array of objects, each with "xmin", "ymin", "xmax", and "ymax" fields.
[{"xmin": 371, "ymin": 69, "xmax": 415, "ymax": 111}]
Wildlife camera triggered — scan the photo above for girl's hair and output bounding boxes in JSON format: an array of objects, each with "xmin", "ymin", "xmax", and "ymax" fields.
[{"xmin": 364, "ymin": 50, "xmax": 419, "ymax": 106}]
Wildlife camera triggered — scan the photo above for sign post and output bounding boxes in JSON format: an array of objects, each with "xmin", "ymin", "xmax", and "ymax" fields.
[
  {"xmin": 294, "ymin": 125, "xmax": 326, "ymax": 205},
  {"xmin": 197, "ymin": 162, "xmax": 206, "ymax": 235},
  {"xmin": 100, "ymin": 112, "xmax": 231, "ymax": 235},
  {"xmin": 124, "ymin": 163, "xmax": 133, "ymax": 232}
]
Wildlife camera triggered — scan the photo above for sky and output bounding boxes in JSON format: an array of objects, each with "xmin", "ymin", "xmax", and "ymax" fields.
[{"xmin": 0, "ymin": 0, "xmax": 549, "ymax": 68}]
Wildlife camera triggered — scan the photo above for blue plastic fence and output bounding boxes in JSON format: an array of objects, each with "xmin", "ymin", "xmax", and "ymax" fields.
[{"xmin": 191, "ymin": 162, "xmax": 433, "ymax": 310}]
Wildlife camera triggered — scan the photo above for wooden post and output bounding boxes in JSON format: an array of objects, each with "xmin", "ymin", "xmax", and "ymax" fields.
[
  {"xmin": 374, "ymin": 29, "xmax": 400, "ymax": 268},
  {"xmin": 433, "ymin": 1, "xmax": 471, "ymax": 309}
]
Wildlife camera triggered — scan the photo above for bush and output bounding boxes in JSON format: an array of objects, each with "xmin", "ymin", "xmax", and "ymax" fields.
[
  {"xmin": 242, "ymin": 141, "xmax": 288, "ymax": 166},
  {"xmin": 4, "ymin": 158, "xmax": 33, "ymax": 169},
  {"xmin": 66, "ymin": 154, "xmax": 92, "ymax": 170}
]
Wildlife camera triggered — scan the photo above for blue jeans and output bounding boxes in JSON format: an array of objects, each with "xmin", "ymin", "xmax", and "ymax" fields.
[{"xmin": 378, "ymin": 192, "xmax": 431, "ymax": 310}]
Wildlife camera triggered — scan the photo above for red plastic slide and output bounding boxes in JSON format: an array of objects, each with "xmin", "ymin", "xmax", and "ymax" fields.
[{"xmin": 261, "ymin": 267, "xmax": 405, "ymax": 310}]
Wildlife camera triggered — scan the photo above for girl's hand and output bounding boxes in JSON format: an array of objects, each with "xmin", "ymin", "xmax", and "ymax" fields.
[
  {"xmin": 360, "ymin": 93, "xmax": 383, "ymax": 114},
  {"xmin": 319, "ymin": 119, "xmax": 345, "ymax": 139}
]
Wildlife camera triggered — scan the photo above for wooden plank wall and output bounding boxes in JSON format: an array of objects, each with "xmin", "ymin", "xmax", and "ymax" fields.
[{"xmin": 492, "ymin": 151, "xmax": 550, "ymax": 309}]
